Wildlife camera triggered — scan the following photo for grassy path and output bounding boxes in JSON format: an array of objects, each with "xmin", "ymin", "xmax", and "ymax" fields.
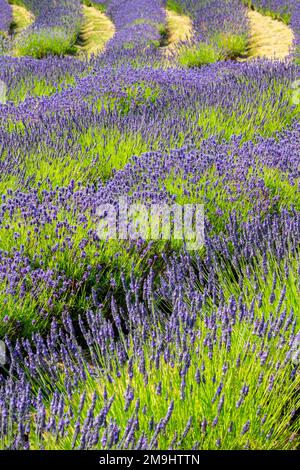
[
  {"xmin": 247, "ymin": 9, "xmax": 294, "ymax": 59},
  {"xmin": 76, "ymin": 5, "xmax": 115, "ymax": 57},
  {"xmin": 163, "ymin": 8, "xmax": 193, "ymax": 56}
]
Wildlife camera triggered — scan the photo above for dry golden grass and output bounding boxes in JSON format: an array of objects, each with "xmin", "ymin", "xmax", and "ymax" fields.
[
  {"xmin": 163, "ymin": 8, "xmax": 193, "ymax": 59},
  {"xmin": 163, "ymin": 9, "xmax": 193, "ymax": 59},
  {"xmin": 166, "ymin": 9, "xmax": 193, "ymax": 46},
  {"xmin": 247, "ymin": 10, "xmax": 294, "ymax": 60},
  {"xmin": 76, "ymin": 5, "xmax": 115, "ymax": 58},
  {"xmin": 11, "ymin": 4, "xmax": 34, "ymax": 33}
]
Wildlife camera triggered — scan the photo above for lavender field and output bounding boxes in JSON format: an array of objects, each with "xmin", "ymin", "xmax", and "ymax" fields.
[{"xmin": 0, "ymin": 0, "xmax": 299, "ymax": 452}]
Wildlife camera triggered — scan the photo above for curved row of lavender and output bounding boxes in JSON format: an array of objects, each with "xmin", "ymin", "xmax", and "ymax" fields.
[
  {"xmin": 99, "ymin": 0, "xmax": 166, "ymax": 65},
  {"xmin": 18, "ymin": 0, "xmax": 82, "ymax": 32},
  {"xmin": 13, "ymin": 0, "xmax": 82, "ymax": 57},
  {"xmin": 0, "ymin": 61, "xmax": 297, "ymax": 177},
  {"xmin": 169, "ymin": 0, "xmax": 250, "ymax": 43},
  {"xmin": 0, "ymin": 0, "xmax": 298, "ymax": 99},
  {"xmin": 0, "ymin": 0, "xmax": 11, "ymax": 33}
]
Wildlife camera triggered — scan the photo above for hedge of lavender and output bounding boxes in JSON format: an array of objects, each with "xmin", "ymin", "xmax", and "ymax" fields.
[
  {"xmin": 14, "ymin": 0, "xmax": 82, "ymax": 57},
  {"xmin": 98, "ymin": 0, "xmax": 166, "ymax": 66},
  {"xmin": 0, "ymin": 0, "xmax": 11, "ymax": 33},
  {"xmin": 0, "ymin": 0, "xmax": 11, "ymax": 54},
  {"xmin": 164, "ymin": 0, "xmax": 249, "ymax": 64},
  {"xmin": 0, "ymin": 0, "xmax": 299, "ymax": 451},
  {"xmin": 0, "ymin": 61, "xmax": 298, "ymax": 186},
  {"xmin": 171, "ymin": 0, "xmax": 249, "ymax": 42}
]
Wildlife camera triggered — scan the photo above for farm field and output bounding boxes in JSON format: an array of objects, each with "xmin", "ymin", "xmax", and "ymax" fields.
[{"xmin": 0, "ymin": 0, "xmax": 299, "ymax": 452}]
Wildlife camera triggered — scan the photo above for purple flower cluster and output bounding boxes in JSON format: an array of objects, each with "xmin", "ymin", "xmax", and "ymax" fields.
[
  {"xmin": 14, "ymin": 0, "xmax": 82, "ymax": 57},
  {"xmin": 0, "ymin": 0, "xmax": 11, "ymax": 33},
  {"xmin": 171, "ymin": 0, "xmax": 250, "ymax": 44},
  {"xmin": 99, "ymin": 0, "xmax": 166, "ymax": 65},
  {"xmin": 21, "ymin": 0, "xmax": 82, "ymax": 35}
]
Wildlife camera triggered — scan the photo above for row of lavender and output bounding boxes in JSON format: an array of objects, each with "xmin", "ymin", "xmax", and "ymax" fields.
[
  {"xmin": 12, "ymin": 0, "xmax": 82, "ymax": 57},
  {"xmin": 1, "ymin": 0, "xmax": 300, "ymax": 102},
  {"xmin": 1, "ymin": 1, "xmax": 299, "ymax": 64},
  {"xmin": 172, "ymin": 0, "xmax": 250, "ymax": 43},
  {"xmin": 0, "ymin": 61, "xmax": 297, "ymax": 184},
  {"xmin": 0, "ymin": 0, "xmax": 11, "ymax": 33},
  {"xmin": 99, "ymin": 0, "xmax": 250, "ymax": 65},
  {"xmin": 99, "ymin": 0, "xmax": 166, "ymax": 65}
]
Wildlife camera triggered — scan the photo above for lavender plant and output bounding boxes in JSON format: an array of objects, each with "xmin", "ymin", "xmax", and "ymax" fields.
[
  {"xmin": 13, "ymin": 0, "xmax": 82, "ymax": 58},
  {"xmin": 0, "ymin": 0, "xmax": 12, "ymax": 33},
  {"xmin": 167, "ymin": 0, "xmax": 250, "ymax": 65},
  {"xmin": 0, "ymin": 0, "xmax": 12, "ymax": 54}
]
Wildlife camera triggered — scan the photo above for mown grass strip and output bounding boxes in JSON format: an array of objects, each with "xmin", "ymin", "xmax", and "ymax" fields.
[
  {"xmin": 247, "ymin": 9, "xmax": 294, "ymax": 59},
  {"xmin": 76, "ymin": 4, "xmax": 115, "ymax": 57}
]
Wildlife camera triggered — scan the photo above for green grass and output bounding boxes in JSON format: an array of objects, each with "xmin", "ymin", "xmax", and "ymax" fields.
[
  {"xmin": 81, "ymin": 0, "xmax": 107, "ymax": 12},
  {"xmin": 213, "ymin": 32, "xmax": 248, "ymax": 59},
  {"xmin": 14, "ymin": 27, "xmax": 78, "ymax": 58},
  {"xmin": 178, "ymin": 32, "xmax": 248, "ymax": 67},
  {"xmin": 166, "ymin": 0, "xmax": 185, "ymax": 15},
  {"xmin": 179, "ymin": 42, "xmax": 221, "ymax": 67}
]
